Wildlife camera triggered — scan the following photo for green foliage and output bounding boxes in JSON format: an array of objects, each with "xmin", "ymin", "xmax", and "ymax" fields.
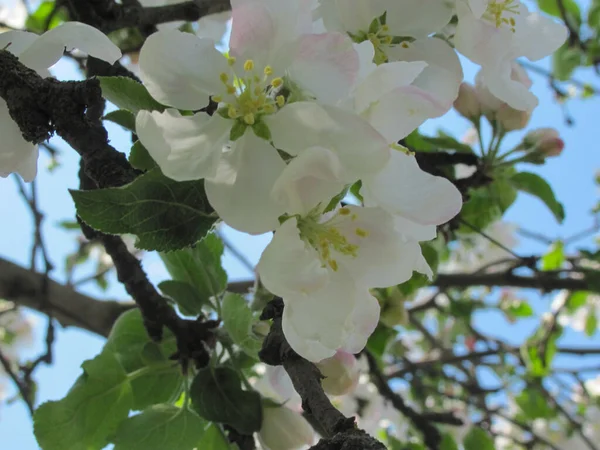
[
  {"xmin": 196, "ymin": 424, "xmax": 230, "ymax": 449},
  {"xmin": 190, "ymin": 367, "xmax": 262, "ymax": 434},
  {"xmin": 462, "ymin": 427, "xmax": 495, "ymax": 450},
  {"xmin": 129, "ymin": 141, "xmax": 158, "ymax": 171},
  {"xmin": 71, "ymin": 168, "xmax": 216, "ymax": 251},
  {"xmin": 221, "ymin": 293, "xmax": 262, "ymax": 359},
  {"xmin": 34, "ymin": 352, "xmax": 133, "ymax": 450},
  {"xmin": 105, "ymin": 310, "xmax": 184, "ymax": 410},
  {"xmin": 538, "ymin": 0, "xmax": 582, "ymax": 26},
  {"xmin": 26, "ymin": 1, "xmax": 67, "ymax": 33},
  {"xmin": 405, "ymin": 129, "xmax": 474, "ymax": 153},
  {"xmin": 565, "ymin": 291, "xmax": 589, "ymax": 313},
  {"xmin": 439, "ymin": 433, "xmax": 460, "ymax": 450},
  {"xmin": 502, "ymin": 299, "xmax": 535, "ymax": 322},
  {"xmin": 542, "ymin": 241, "xmax": 565, "ymax": 270},
  {"xmin": 113, "ymin": 404, "xmax": 205, "ymax": 450},
  {"xmin": 585, "ymin": 309, "xmax": 598, "ymax": 336},
  {"xmin": 103, "ymin": 109, "xmax": 136, "ymax": 132},
  {"xmin": 159, "ymin": 233, "xmax": 227, "ymax": 305},
  {"xmin": 158, "ymin": 280, "xmax": 207, "ymax": 316},
  {"xmin": 553, "ymin": 44, "xmax": 584, "ymax": 81},
  {"xmin": 516, "ymin": 389, "xmax": 556, "ymax": 419},
  {"xmin": 510, "ymin": 171, "xmax": 565, "ymax": 223},
  {"xmin": 98, "ymin": 77, "xmax": 166, "ymax": 114}
]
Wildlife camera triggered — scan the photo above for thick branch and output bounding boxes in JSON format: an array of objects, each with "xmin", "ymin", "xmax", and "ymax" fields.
[{"xmin": 0, "ymin": 257, "xmax": 132, "ymax": 337}]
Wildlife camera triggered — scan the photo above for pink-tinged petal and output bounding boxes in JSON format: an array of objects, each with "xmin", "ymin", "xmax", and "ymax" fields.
[
  {"xmin": 316, "ymin": 0, "xmax": 380, "ymax": 34},
  {"xmin": 0, "ymin": 99, "xmax": 38, "ymax": 182},
  {"xmin": 18, "ymin": 22, "xmax": 121, "ymax": 72},
  {"xmin": 139, "ymin": 29, "xmax": 228, "ymax": 110},
  {"xmin": 291, "ymin": 32, "xmax": 359, "ymax": 104},
  {"xmin": 257, "ymin": 217, "xmax": 329, "ymax": 298},
  {"xmin": 518, "ymin": 13, "xmax": 568, "ymax": 61},
  {"xmin": 364, "ymin": 85, "xmax": 448, "ymax": 143},
  {"xmin": 272, "ymin": 146, "xmax": 347, "ymax": 215},
  {"xmin": 135, "ymin": 109, "xmax": 229, "ymax": 181},
  {"xmin": 205, "ymin": 132, "xmax": 287, "ymax": 234},
  {"xmin": 385, "ymin": 0, "xmax": 453, "ymax": 38},
  {"xmin": 363, "ymin": 150, "xmax": 463, "ymax": 225}
]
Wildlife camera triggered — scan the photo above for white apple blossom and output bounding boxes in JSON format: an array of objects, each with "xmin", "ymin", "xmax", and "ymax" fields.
[
  {"xmin": 0, "ymin": 0, "xmax": 27, "ymax": 29},
  {"xmin": 258, "ymin": 404, "xmax": 314, "ymax": 450},
  {"xmin": 454, "ymin": 0, "xmax": 568, "ymax": 110},
  {"xmin": 0, "ymin": 23, "xmax": 121, "ymax": 182},
  {"xmin": 316, "ymin": 350, "xmax": 360, "ymax": 396}
]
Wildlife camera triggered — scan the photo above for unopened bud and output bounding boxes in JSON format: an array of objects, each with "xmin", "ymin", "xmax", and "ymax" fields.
[
  {"xmin": 259, "ymin": 405, "xmax": 314, "ymax": 450},
  {"xmin": 454, "ymin": 83, "xmax": 481, "ymax": 120},
  {"xmin": 524, "ymin": 128, "xmax": 564, "ymax": 157},
  {"xmin": 496, "ymin": 105, "xmax": 531, "ymax": 131},
  {"xmin": 316, "ymin": 351, "xmax": 360, "ymax": 396}
]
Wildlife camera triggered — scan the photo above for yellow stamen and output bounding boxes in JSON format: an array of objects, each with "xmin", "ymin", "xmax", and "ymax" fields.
[
  {"xmin": 243, "ymin": 113, "xmax": 255, "ymax": 125},
  {"xmin": 244, "ymin": 59, "xmax": 254, "ymax": 71},
  {"xmin": 328, "ymin": 259, "xmax": 338, "ymax": 271},
  {"xmin": 219, "ymin": 72, "xmax": 229, "ymax": 83},
  {"xmin": 212, "ymin": 95, "xmax": 223, "ymax": 103},
  {"xmin": 228, "ymin": 107, "xmax": 238, "ymax": 118},
  {"xmin": 227, "ymin": 56, "xmax": 236, "ymax": 66},
  {"xmin": 355, "ymin": 228, "xmax": 369, "ymax": 238},
  {"xmin": 227, "ymin": 85, "xmax": 237, "ymax": 95},
  {"xmin": 339, "ymin": 207, "xmax": 351, "ymax": 216},
  {"xmin": 271, "ymin": 77, "xmax": 283, "ymax": 88},
  {"xmin": 276, "ymin": 95, "xmax": 285, "ymax": 107},
  {"xmin": 264, "ymin": 66, "xmax": 273, "ymax": 76}
]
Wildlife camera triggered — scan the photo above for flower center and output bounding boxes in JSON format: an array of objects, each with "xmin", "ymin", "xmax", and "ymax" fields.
[
  {"xmin": 349, "ymin": 13, "xmax": 412, "ymax": 65},
  {"xmin": 483, "ymin": 0, "xmax": 519, "ymax": 31},
  {"xmin": 214, "ymin": 57, "xmax": 286, "ymax": 128},
  {"xmin": 297, "ymin": 207, "xmax": 369, "ymax": 271}
]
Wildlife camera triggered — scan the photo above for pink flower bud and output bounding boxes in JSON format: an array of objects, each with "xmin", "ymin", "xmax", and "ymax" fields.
[
  {"xmin": 454, "ymin": 83, "xmax": 481, "ymax": 120},
  {"xmin": 259, "ymin": 405, "xmax": 314, "ymax": 450},
  {"xmin": 316, "ymin": 350, "xmax": 360, "ymax": 396},
  {"xmin": 524, "ymin": 128, "xmax": 564, "ymax": 157},
  {"xmin": 496, "ymin": 105, "xmax": 531, "ymax": 131}
]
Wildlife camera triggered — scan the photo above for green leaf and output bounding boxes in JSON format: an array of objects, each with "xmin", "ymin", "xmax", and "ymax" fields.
[
  {"xmin": 190, "ymin": 367, "xmax": 262, "ymax": 434},
  {"xmin": 440, "ymin": 433, "xmax": 459, "ymax": 450},
  {"xmin": 503, "ymin": 300, "xmax": 534, "ymax": 321},
  {"xmin": 538, "ymin": 0, "xmax": 582, "ymax": 26},
  {"xmin": 159, "ymin": 233, "xmax": 227, "ymax": 303},
  {"xmin": 34, "ymin": 352, "xmax": 133, "ymax": 450},
  {"xmin": 552, "ymin": 44, "xmax": 583, "ymax": 81},
  {"xmin": 463, "ymin": 427, "xmax": 495, "ymax": 450},
  {"xmin": 589, "ymin": 2, "xmax": 600, "ymax": 29},
  {"xmin": 158, "ymin": 280, "xmax": 206, "ymax": 316},
  {"xmin": 565, "ymin": 291, "xmax": 589, "ymax": 313},
  {"xmin": 71, "ymin": 168, "xmax": 216, "ymax": 252},
  {"xmin": 516, "ymin": 389, "xmax": 555, "ymax": 419},
  {"xmin": 113, "ymin": 405, "xmax": 205, "ymax": 450},
  {"xmin": 105, "ymin": 310, "xmax": 184, "ymax": 410},
  {"xmin": 25, "ymin": 1, "xmax": 67, "ymax": 33},
  {"xmin": 424, "ymin": 131, "xmax": 474, "ymax": 153},
  {"xmin": 129, "ymin": 141, "xmax": 157, "ymax": 171},
  {"xmin": 104, "ymin": 109, "xmax": 136, "ymax": 132},
  {"xmin": 221, "ymin": 293, "xmax": 262, "ymax": 359},
  {"xmin": 542, "ymin": 241, "xmax": 565, "ymax": 270},
  {"xmin": 510, "ymin": 171, "xmax": 565, "ymax": 223},
  {"xmin": 585, "ymin": 310, "xmax": 597, "ymax": 336},
  {"xmin": 98, "ymin": 76, "xmax": 166, "ymax": 114},
  {"xmin": 195, "ymin": 424, "xmax": 230, "ymax": 450},
  {"xmin": 366, "ymin": 324, "xmax": 396, "ymax": 360}
]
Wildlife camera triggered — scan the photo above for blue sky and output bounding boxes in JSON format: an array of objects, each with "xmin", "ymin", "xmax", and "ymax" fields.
[{"xmin": 1, "ymin": 18, "xmax": 600, "ymax": 450}]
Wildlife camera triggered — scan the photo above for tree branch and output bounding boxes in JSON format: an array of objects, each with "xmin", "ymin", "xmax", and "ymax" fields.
[{"xmin": 0, "ymin": 257, "xmax": 132, "ymax": 337}]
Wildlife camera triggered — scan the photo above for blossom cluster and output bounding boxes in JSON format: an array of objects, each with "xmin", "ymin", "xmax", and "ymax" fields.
[{"xmin": 0, "ymin": 0, "xmax": 567, "ymax": 362}]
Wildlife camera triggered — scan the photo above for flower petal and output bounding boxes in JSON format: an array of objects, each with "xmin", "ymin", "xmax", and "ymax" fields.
[
  {"xmin": 341, "ymin": 289, "xmax": 380, "ymax": 354},
  {"xmin": 136, "ymin": 109, "xmax": 229, "ymax": 181},
  {"xmin": 272, "ymin": 146, "xmax": 347, "ymax": 215},
  {"xmin": 18, "ymin": 22, "xmax": 121, "ymax": 73},
  {"xmin": 205, "ymin": 132, "xmax": 287, "ymax": 234},
  {"xmin": 0, "ymin": 30, "xmax": 37, "ymax": 57},
  {"xmin": 290, "ymin": 32, "xmax": 359, "ymax": 104},
  {"xmin": 385, "ymin": 0, "xmax": 453, "ymax": 38},
  {"xmin": 266, "ymin": 102, "xmax": 390, "ymax": 178},
  {"xmin": 363, "ymin": 150, "xmax": 463, "ymax": 225},
  {"xmin": 139, "ymin": 29, "xmax": 228, "ymax": 110},
  {"xmin": 0, "ymin": 99, "xmax": 38, "ymax": 182},
  {"xmin": 257, "ymin": 217, "xmax": 329, "ymax": 298}
]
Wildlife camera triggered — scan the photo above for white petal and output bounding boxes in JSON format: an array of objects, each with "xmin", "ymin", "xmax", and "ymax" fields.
[
  {"xmin": 0, "ymin": 30, "xmax": 38, "ymax": 57},
  {"xmin": 353, "ymin": 60, "xmax": 427, "ymax": 113},
  {"xmin": 205, "ymin": 132, "xmax": 287, "ymax": 234},
  {"xmin": 354, "ymin": 40, "xmax": 376, "ymax": 81},
  {"xmin": 517, "ymin": 14, "xmax": 568, "ymax": 61},
  {"xmin": 197, "ymin": 11, "xmax": 232, "ymax": 42},
  {"xmin": 341, "ymin": 290, "xmax": 380, "ymax": 354},
  {"xmin": 386, "ymin": 37, "xmax": 463, "ymax": 106},
  {"xmin": 135, "ymin": 109, "xmax": 229, "ymax": 181},
  {"xmin": 393, "ymin": 215, "xmax": 437, "ymax": 242},
  {"xmin": 18, "ymin": 22, "xmax": 121, "ymax": 73},
  {"xmin": 266, "ymin": 102, "xmax": 389, "ymax": 179},
  {"xmin": 483, "ymin": 63, "xmax": 538, "ymax": 111},
  {"xmin": 272, "ymin": 147, "xmax": 347, "ymax": 215},
  {"xmin": 290, "ymin": 32, "xmax": 359, "ymax": 104},
  {"xmin": 363, "ymin": 85, "xmax": 448, "ymax": 142},
  {"xmin": 386, "ymin": 0, "xmax": 453, "ymax": 38},
  {"xmin": 281, "ymin": 270, "xmax": 369, "ymax": 362},
  {"xmin": 257, "ymin": 217, "xmax": 329, "ymax": 297},
  {"xmin": 139, "ymin": 30, "xmax": 228, "ymax": 110},
  {"xmin": 0, "ymin": 99, "xmax": 38, "ymax": 182},
  {"xmin": 415, "ymin": 249, "xmax": 434, "ymax": 280},
  {"xmin": 316, "ymin": 0, "xmax": 380, "ymax": 34},
  {"xmin": 363, "ymin": 150, "xmax": 463, "ymax": 225},
  {"xmin": 334, "ymin": 206, "xmax": 422, "ymax": 287}
]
